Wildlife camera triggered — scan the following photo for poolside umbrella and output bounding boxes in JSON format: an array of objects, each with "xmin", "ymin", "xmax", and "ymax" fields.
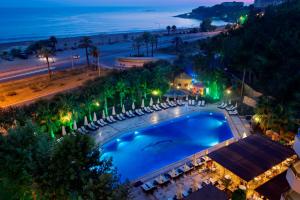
[
  {"xmin": 171, "ymin": 169, "xmax": 176, "ymax": 177},
  {"xmin": 228, "ymin": 99, "xmax": 232, "ymax": 105},
  {"xmin": 184, "ymin": 164, "xmax": 189, "ymax": 171},
  {"xmin": 166, "ymin": 97, "xmax": 170, "ymax": 102},
  {"xmin": 62, "ymin": 126, "xmax": 66, "ymax": 136},
  {"xmin": 73, "ymin": 120, "xmax": 77, "ymax": 130},
  {"xmin": 192, "ymin": 178, "xmax": 198, "ymax": 192},
  {"xmin": 149, "ymin": 98, "xmax": 153, "ymax": 106},
  {"xmin": 84, "ymin": 116, "xmax": 88, "ymax": 126},
  {"xmin": 196, "ymin": 95, "xmax": 198, "ymax": 101},
  {"xmin": 112, "ymin": 106, "xmax": 116, "ymax": 116},
  {"xmin": 122, "ymin": 104, "xmax": 126, "ymax": 113},
  {"xmin": 159, "ymin": 174, "xmax": 164, "ymax": 183},
  {"xmin": 132, "ymin": 102, "xmax": 135, "ymax": 110},
  {"xmin": 102, "ymin": 110, "xmax": 106, "ymax": 119},
  {"xmin": 185, "ymin": 95, "xmax": 189, "ymax": 101},
  {"xmin": 192, "ymin": 155, "xmax": 197, "ymax": 166},
  {"xmin": 93, "ymin": 112, "xmax": 97, "ymax": 122},
  {"xmin": 141, "ymin": 99, "xmax": 145, "ymax": 108},
  {"xmin": 176, "ymin": 184, "xmax": 183, "ymax": 200},
  {"xmin": 157, "ymin": 98, "xmax": 160, "ymax": 104}
]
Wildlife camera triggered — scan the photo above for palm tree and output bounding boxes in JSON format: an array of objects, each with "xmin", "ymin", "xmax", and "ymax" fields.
[
  {"xmin": 150, "ymin": 35, "xmax": 157, "ymax": 57},
  {"xmin": 103, "ymin": 86, "xmax": 115, "ymax": 116},
  {"xmin": 166, "ymin": 26, "xmax": 171, "ymax": 35},
  {"xmin": 90, "ymin": 46, "xmax": 101, "ymax": 76},
  {"xmin": 172, "ymin": 25, "xmax": 177, "ymax": 34},
  {"xmin": 116, "ymin": 80, "xmax": 128, "ymax": 106},
  {"xmin": 142, "ymin": 32, "xmax": 151, "ymax": 56},
  {"xmin": 172, "ymin": 37, "xmax": 183, "ymax": 54},
  {"xmin": 49, "ymin": 36, "xmax": 58, "ymax": 51},
  {"xmin": 132, "ymin": 37, "xmax": 143, "ymax": 56},
  {"xmin": 38, "ymin": 47, "xmax": 53, "ymax": 79},
  {"xmin": 79, "ymin": 36, "xmax": 93, "ymax": 68}
]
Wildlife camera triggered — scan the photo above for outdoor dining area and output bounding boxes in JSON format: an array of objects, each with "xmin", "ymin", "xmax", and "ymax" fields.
[
  {"xmin": 132, "ymin": 134, "xmax": 298, "ymax": 200},
  {"xmin": 206, "ymin": 134, "xmax": 297, "ymax": 199},
  {"xmin": 133, "ymin": 154, "xmax": 247, "ymax": 200}
]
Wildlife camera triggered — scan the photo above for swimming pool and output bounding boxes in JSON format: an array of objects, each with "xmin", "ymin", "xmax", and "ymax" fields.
[{"xmin": 101, "ymin": 111, "xmax": 233, "ymax": 181}]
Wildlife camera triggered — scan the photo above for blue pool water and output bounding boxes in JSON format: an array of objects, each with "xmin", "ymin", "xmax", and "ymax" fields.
[{"xmin": 101, "ymin": 112, "xmax": 233, "ymax": 181}]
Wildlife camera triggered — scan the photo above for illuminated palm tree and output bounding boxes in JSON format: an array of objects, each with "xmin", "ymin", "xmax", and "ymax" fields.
[
  {"xmin": 79, "ymin": 36, "xmax": 93, "ymax": 68},
  {"xmin": 90, "ymin": 46, "xmax": 101, "ymax": 76},
  {"xmin": 38, "ymin": 47, "xmax": 53, "ymax": 79}
]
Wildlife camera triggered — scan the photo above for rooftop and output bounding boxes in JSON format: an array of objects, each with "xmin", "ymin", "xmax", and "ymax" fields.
[
  {"xmin": 255, "ymin": 171, "xmax": 290, "ymax": 200},
  {"xmin": 184, "ymin": 184, "xmax": 227, "ymax": 200},
  {"xmin": 208, "ymin": 134, "xmax": 295, "ymax": 182}
]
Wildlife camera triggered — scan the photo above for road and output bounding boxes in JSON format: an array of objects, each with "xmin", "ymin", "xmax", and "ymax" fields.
[{"xmin": 0, "ymin": 31, "xmax": 220, "ymax": 83}]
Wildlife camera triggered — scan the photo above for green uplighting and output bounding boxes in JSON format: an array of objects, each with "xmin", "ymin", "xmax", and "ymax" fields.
[{"xmin": 239, "ymin": 15, "xmax": 248, "ymax": 25}]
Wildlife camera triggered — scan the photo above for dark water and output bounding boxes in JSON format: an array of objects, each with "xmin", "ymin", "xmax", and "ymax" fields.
[{"xmin": 0, "ymin": 6, "xmax": 229, "ymax": 43}]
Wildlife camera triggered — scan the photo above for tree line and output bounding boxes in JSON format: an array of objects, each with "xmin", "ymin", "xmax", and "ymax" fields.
[{"xmin": 197, "ymin": 0, "xmax": 300, "ymax": 134}]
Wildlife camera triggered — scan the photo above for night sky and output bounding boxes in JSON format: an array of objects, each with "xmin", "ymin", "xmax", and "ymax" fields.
[{"xmin": 1, "ymin": 0, "xmax": 253, "ymax": 7}]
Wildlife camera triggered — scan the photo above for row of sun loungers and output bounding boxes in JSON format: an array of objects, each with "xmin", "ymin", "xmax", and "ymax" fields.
[
  {"xmin": 77, "ymin": 100, "xmax": 185, "ymax": 135},
  {"xmin": 188, "ymin": 99, "xmax": 206, "ymax": 107},
  {"xmin": 141, "ymin": 156, "xmax": 211, "ymax": 193},
  {"xmin": 218, "ymin": 101, "xmax": 238, "ymax": 115}
]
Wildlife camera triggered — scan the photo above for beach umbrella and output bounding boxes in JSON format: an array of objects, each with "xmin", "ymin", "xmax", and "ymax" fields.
[
  {"xmin": 84, "ymin": 116, "xmax": 88, "ymax": 126},
  {"xmin": 157, "ymin": 98, "xmax": 160, "ymax": 104},
  {"xmin": 176, "ymin": 184, "xmax": 183, "ymax": 199},
  {"xmin": 62, "ymin": 126, "xmax": 66, "ymax": 136},
  {"xmin": 185, "ymin": 95, "xmax": 189, "ymax": 101},
  {"xmin": 102, "ymin": 110, "xmax": 106, "ymax": 119},
  {"xmin": 228, "ymin": 99, "xmax": 232, "ymax": 105},
  {"xmin": 149, "ymin": 98, "xmax": 153, "ymax": 106},
  {"xmin": 112, "ymin": 106, "xmax": 116, "ymax": 115},
  {"xmin": 122, "ymin": 104, "xmax": 126, "ymax": 113},
  {"xmin": 166, "ymin": 97, "xmax": 170, "ymax": 102},
  {"xmin": 132, "ymin": 102, "xmax": 135, "ymax": 110},
  {"xmin": 73, "ymin": 120, "xmax": 77, "ymax": 130},
  {"xmin": 93, "ymin": 112, "xmax": 97, "ymax": 122},
  {"xmin": 141, "ymin": 99, "xmax": 145, "ymax": 108}
]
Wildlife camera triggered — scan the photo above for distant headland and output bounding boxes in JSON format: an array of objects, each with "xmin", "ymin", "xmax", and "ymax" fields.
[{"xmin": 176, "ymin": 1, "xmax": 250, "ymax": 22}]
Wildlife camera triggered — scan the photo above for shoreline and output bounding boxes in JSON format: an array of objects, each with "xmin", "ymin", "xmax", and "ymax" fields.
[{"xmin": 0, "ymin": 27, "xmax": 196, "ymax": 50}]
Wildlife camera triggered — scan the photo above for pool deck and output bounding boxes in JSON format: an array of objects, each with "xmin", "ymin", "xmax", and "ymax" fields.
[{"xmin": 93, "ymin": 103, "xmax": 251, "ymax": 200}]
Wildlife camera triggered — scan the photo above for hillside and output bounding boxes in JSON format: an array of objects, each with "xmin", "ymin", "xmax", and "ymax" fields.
[{"xmin": 177, "ymin": 2, "xmax": 250, "ymax": 22}]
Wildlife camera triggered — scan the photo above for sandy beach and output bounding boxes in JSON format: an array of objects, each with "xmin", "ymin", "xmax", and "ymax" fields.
[{"xmin": 0, "ymin": 27, "xmax": 223, "ymax": 74}]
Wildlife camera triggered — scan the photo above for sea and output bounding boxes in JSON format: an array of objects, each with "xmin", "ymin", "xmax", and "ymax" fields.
[{"xmin": 0, "ymin": 6, "xmax": 228, "ymax": 44}]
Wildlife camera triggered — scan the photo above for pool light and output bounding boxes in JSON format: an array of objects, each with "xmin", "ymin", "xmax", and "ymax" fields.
[
  {"xmin": 210, "ymin": 112, "xmax": 213, "ymax": 116},
  {"xmin": 116, "ymin": 138, "xmax": 121, "ymax": 142},
  {"xmin": 134, "ymin": 131, "xmax": 139, "ymax": 135}
]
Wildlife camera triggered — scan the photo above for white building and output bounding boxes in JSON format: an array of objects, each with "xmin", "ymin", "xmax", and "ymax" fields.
[{"xmin": 282, "ymin": 132, "xmax": 300, "ymax": 199}]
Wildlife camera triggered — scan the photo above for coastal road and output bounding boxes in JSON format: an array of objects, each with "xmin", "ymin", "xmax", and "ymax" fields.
[{"xmin": 0, "ymin": 31, "xmax": 221, "ymax": 83}]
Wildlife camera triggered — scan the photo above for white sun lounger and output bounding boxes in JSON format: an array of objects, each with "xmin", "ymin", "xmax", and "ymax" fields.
[
  {"xmin": 106, "ymin": 117, "xmax": 113, "ymax": 123},
  {"xmin": 96, "ymin": 120, "xmax": 105, "ymax": 127},
  {"xmin": 129, "ymin": 110, "xmax": 136, "ymax": 117},
  {"xmin": 116, "ymin": 115, "xmax": 123, "ymax": 121},
  {"xmin": 229, "ymin": 110, "xmax": 238, "ymax": 115},
  {"xmin": 201, "ymin": 100, "xmax": 205, "ymax": 106},
  {"xmin": 109, "ymin": 116, "xmax": 117, "ymax": 122},
  {"xmin": 99, "ymin": 119, "xmax": 108, "ymax": 125},
  {"xmin": 120, "ymin": 113, "xmax": 126, "ymax": 119}
]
